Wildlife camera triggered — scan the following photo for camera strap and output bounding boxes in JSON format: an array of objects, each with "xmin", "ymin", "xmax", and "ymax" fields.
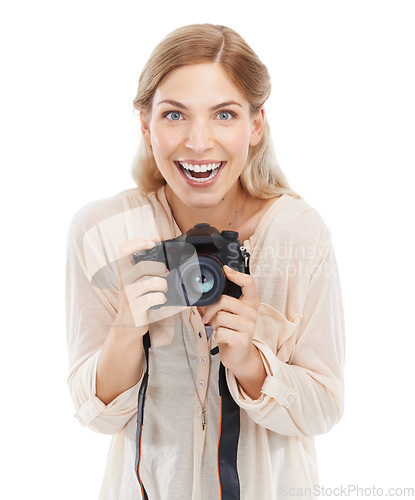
[
  {"xmin": 218, "ymin": 361, "xmax": 241, "ymax": 499},
  {"xmin": 135, "ymin": 331, "xmax": 151, "ymax": 500},
  {"xmin": 135, "ymin": 331, "xmax": 241, "ymax": 499}
]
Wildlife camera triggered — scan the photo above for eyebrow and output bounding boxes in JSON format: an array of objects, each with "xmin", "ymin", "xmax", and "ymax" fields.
[{"xmin": 157, "ymin": 99, "xmax": 242, "ymax": 111}]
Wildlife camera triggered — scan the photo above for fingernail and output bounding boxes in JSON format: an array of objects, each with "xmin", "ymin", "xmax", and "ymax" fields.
[
  {"xmin": 202, "ymin": 315, "xmax": 207, "ymax": 323},
  {"xmin": 146, "ymin": 240, "xmax": 156, "ymax": 247},
  {"xmin": 225, "ymin": 265, "xmax": 235, "ymax": 273}
]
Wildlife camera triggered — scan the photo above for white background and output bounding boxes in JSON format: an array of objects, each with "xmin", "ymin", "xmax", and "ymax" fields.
[{"xmin": 1, "ymin": 1, "xmax": 414, "ymax": 498}]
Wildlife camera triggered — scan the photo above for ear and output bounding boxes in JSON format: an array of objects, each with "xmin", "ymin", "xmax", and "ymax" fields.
[
  {"xmin": 140, "ymin": 113, "xmax": 152, "ymax": 147},
  {"xmin": 249, "ymin": 108, "xmax": 265, "ymax": 147}
]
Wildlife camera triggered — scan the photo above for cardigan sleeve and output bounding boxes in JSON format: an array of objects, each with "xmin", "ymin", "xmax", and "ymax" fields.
[
  {"xmin": 226, "ymin": 227, "xmax": 345, "ymax": 437},
  {"xmin": 65, "ymin": 203, "xmax": 142, "ymax": 435}
]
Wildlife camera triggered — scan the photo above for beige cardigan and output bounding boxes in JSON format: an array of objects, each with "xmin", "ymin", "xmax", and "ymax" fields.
[{"xmin": 66, "ymin": 186, "xmax": 345, "ymax": 500}]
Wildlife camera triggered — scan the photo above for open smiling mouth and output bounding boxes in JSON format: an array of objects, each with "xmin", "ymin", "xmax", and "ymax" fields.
[{"xmin": 174, "ymin": 161, "xmax": 226, "ymax": 183}]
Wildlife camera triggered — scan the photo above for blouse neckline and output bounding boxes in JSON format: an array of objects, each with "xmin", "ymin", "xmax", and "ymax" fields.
[{"xmin": 156, "ymin": 185, "xmax": 289, "ymax": 249}]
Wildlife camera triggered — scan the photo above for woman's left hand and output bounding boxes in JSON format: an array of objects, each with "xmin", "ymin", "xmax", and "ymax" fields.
[{"xmin": 202, "ymin": 265, "xmax": 261, "ymax": 370}]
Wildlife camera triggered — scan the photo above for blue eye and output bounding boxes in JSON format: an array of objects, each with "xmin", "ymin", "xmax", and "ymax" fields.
[
  {"xmin": 165, "ymin": 111, "xmax": 183, "ymax": 121},
  {"xmin": 217, "ymin": 111, "xmax": 235, "ymax": 121}
]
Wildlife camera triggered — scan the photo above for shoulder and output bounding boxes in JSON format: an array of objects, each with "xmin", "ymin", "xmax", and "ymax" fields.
[
  {"xmin": 257, "ymin": 195, "xmax": 332, "ymax": 257},
  {"xmin": 281, "ymin": 195, "xmax": 330, "ymax": 240},
  {"xmin": 66, "ymin": 188, "xmax": 165, "ymax": 282},
  {"xmin": 68, "ymin": 188, "xmax": 147, "ymax": 231},
  {"xmin": 67, "ymin": 188, "xmax": 160, "ymax": 244}
]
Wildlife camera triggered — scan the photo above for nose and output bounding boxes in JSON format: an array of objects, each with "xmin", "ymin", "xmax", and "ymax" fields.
[{"xmin": 185, "ymin": 119, "xmax": 213, "ymax": 153}]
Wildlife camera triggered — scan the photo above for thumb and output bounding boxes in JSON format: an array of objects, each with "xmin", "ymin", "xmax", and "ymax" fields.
[{"xmin": 223, "ymin": 265, "xmax": 259, "ymax": 308}]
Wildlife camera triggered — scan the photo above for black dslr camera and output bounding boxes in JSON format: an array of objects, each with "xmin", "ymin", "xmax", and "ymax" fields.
[{"xmin": 133, "ymin": 223, "xmax": 250, "ymax": 308}]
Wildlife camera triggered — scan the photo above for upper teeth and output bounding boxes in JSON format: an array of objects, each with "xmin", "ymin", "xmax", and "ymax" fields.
[{"xmin": 179, "ymin": 162, "xmax": 222, "ymax": 172}]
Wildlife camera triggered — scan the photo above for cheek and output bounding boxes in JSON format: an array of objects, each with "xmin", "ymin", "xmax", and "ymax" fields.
[
  {"xmin": 222, "ymin": 127, "xmax": 251, "ymax": 156},
  {"xmin": 151, "ymin": 128, "xmax": 178, "ymax": 155}
]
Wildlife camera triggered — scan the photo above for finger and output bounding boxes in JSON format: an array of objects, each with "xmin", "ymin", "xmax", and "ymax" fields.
[
  {"xmin": 118, "ymin": 238, "xmax": 169, "ymax": 287},
  {"xmin": 209, "ymin": 309, "xmax": 251, "ymax": 334},
  {"xmin": 125, "ymin": 276, "xmax": 168, "ymax": 299},
  {"xmin": 121, "ymin": 260, "xmax": 169, "ymax": 287},
  {"xmin": 139, "ymin": 291, "xmax": 168, "ymax": 309},
  {"xmin": 129, "ymin": 292, "xmax": 168, "ymax": 327},
  {"xmin": 203, "ymin": 295, "xmax": 238, "ymax": 323},
  {"xmin": 223, "ymin": 266, "xmax": 260, "ymax": 308},
  {"xmin": 214, "ymin": 327, "xmax": 252, "ymax": 351},
  {"xmin": 119, "ymin": 238, "xmax": 156, "ymax": 257},
  {"xmin": 203, "ymin": 294, "xmax": 255, "ymax": 325},
  {"xmin": 118, "ymin": 239, "xmax": 157, "ymax": 285}
]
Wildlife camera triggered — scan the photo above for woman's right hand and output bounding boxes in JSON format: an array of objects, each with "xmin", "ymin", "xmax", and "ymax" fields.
[{"xmin": 114, "ymin": 238, "xmax": 169, "ymax": 337}]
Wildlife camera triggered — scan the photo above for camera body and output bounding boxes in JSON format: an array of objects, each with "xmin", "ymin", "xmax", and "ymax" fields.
[{"xmin": 133, "ymin": 223, "xmax": 250, "ymax": 308}]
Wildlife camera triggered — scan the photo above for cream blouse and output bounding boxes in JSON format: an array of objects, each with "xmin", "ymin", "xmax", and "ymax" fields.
[{"xmin": 66, "ymin": 186, "xmax": 345, "ymax": 500}]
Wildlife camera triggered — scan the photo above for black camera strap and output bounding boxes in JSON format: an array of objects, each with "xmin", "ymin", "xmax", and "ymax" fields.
[
  {"xmin": 134, "ymin": 331, "xmax": 150, "ymax": 500},
  {"xmin": 218, "ymin": 361, "xmax": 241, "ymax": 499},
  {"xmin": 135, "ymin": 331, "xmax": 241, "ymax": 499}
]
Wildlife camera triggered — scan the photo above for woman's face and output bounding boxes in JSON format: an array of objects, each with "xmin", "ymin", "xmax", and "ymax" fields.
[{"xmin": 140, "ymin": 62, "xmax": 264, "ymax": 209}]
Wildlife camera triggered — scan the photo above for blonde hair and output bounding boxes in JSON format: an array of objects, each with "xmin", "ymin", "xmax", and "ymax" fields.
[{"xmin": 132, "ymin": 24, "xmax": 299, "ymax": 199}]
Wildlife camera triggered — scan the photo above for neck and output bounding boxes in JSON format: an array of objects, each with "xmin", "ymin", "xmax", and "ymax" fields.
[{"xmin": 165, "ymin": 181, "xmax": 249, "ymax": 234}]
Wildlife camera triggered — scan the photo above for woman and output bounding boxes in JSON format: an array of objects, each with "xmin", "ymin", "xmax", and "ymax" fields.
[{"xmin": 66, "ymin": 24, "xmax": 345, "ymax": 500}]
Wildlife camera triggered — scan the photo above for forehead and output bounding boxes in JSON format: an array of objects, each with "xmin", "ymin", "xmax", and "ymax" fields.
[{"xmin": 153, "ymin": 62, "xmax": 248, "ymax": 107}]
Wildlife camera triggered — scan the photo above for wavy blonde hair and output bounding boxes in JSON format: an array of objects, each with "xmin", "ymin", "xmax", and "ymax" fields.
[{"xmin": 132, "ymin": 24, "xmax": 298, "ymax": 199}]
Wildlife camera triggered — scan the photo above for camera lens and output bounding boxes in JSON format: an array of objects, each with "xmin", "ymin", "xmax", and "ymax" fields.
[
  {"xmin": 192, "ymin": 266, "xmax": 214, "ymax": 294},
  {"xmin": 178, "ymin": 255, "xmax": 226, "ymax": 306}
]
